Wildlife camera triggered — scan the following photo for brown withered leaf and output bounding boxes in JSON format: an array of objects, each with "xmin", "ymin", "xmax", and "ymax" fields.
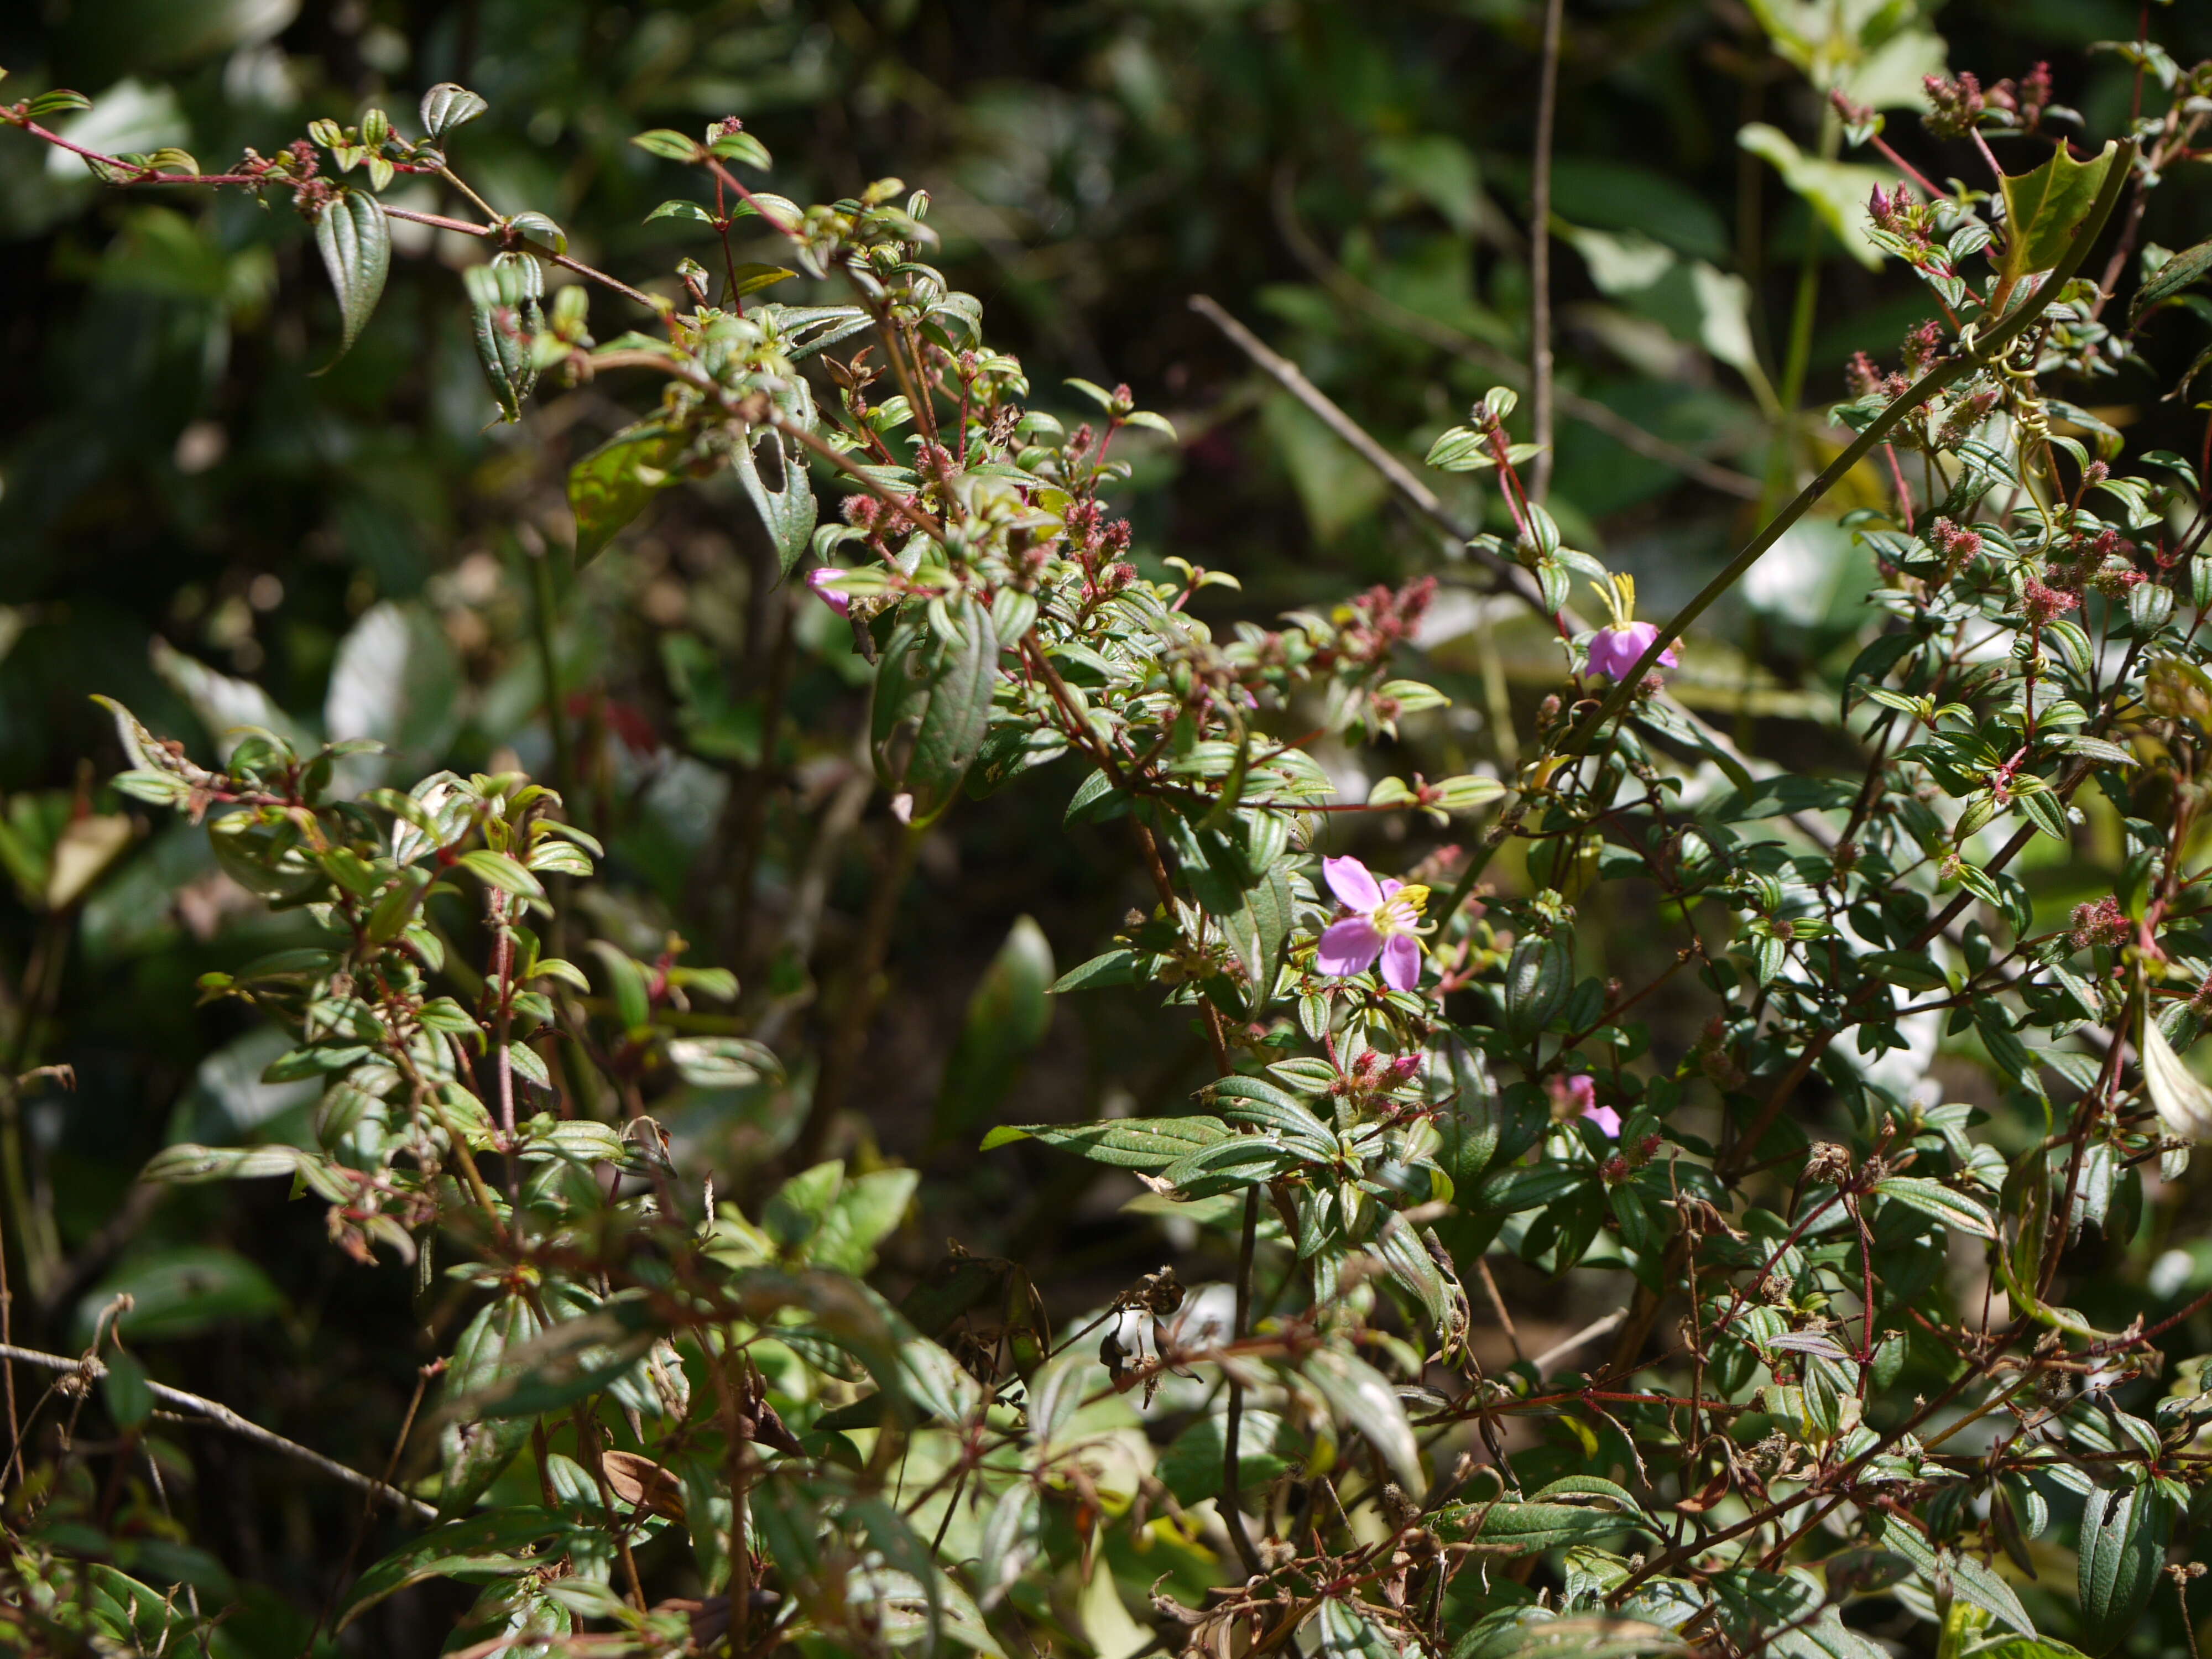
[{"xmin": 599, "ymin": 1449, "xmax": 686, "ymax": 1521}]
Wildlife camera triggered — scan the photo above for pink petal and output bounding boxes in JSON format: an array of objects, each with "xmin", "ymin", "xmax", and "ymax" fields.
[
  {"xmin": 1586, "ymin": 1104, "xmax": 1624, "ymax": 1139},
  {"xmin": 807, "ymin": 566, "xmax": 852, "ymax": 615},
  {"xmin": 1587, "ymin": 622, "xmax": 1678, "ymax": 681},
  {"xmin": 1380, "ymin": 934, "xmax": 1421, "ymax": 993},
  {"xmin": 1317, "ymin": 917, "xmax": 1384, "ymax": 978},
  {"xmin": 1380, "ymin": 878, "xmax": 1404, "ymax": 898},
  {"xmin": 1323, "ymin": 855, "xmax": 1385, "ymax": 913}
]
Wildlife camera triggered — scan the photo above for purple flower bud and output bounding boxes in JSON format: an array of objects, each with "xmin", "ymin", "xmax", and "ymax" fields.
[
  {"xmin": 807, "ymin": 566, "xmax": 852, "ymax": 615},
  {"xmin": 1584, "ymin": 621, "xmax": 1679, "ymax": 682}
]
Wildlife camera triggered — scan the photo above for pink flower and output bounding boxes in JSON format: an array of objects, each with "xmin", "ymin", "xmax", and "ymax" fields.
[
  {"xmin": 1316, "ymin": 856, "xmax": 1430, "ymax": 992},
  {"xmin": 1584, "ymin": 621, "xmax": 1678, "ymax": 683},
  {"xmin": 1548, "ymin": 1072, "xmax": 1621, "ymax": 1139},
  {"xmin": 807, "ymin": 565, "xmax": 852, "ymax": 615}
]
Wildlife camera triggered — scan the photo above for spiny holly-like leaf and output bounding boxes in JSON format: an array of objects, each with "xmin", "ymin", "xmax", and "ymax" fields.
[
  {"xmin": 1998, "ymin": 141, "xmax": 2118, "ymax": 288},
  {"xmin": 311, "ymin": 187, "xmax": 390, "ymax": 370}
]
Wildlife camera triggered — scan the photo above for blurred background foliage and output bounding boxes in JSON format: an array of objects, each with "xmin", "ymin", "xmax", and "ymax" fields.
[{"xmin": 5, "ymin": 0, "xmax": 2212, "ymax": 1648}]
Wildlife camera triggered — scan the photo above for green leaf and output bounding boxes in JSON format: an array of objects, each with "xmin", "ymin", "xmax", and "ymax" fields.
[
  {"xmin": 1999, "ymin": 142, "xmax": 2120, "ymax": 288},
  {"xmin": 1433, "ymin": 1493, "xmax": 1647, "ymax": 1553},
  {"xmin": 870, "ymin": 603, "xmax": 1000, "ymax": 821},
  {"xmin": 436, "ymin": 1296, "xmax": 539, "ymax": 1516},
  {"xmin": 811, "ymin": 1168, "xmax": 919, "ymax": 1274},
  {"xmin": 1157, "ymin": 1133, "xmax": 1302, "ymax": 1196},
  {"xmin": 630, "ymin": 128, "xmax": 703, "ymax": 163},
  {"xmin": 982, "ymin": 1115, "xmax": 1230, "ymax": 1170},
  {"xmin": 2141, "ymin": 1010, "xmax": 2212, "ymax": 1140},
  {"xmin": 1878, "ymin": 1515, "xmax": 2033, "ymax": 1636},
  {"xmin": 418, "ymin": 82, "xmax": 488, "ymax": 140},
  {"xmin": 666, "ymin": 1036, "xmax": 782, "ymax": 1089},
  {"xmin": 1156, "ymin": 1410, "xmax": 1290, "ymax": 1507},
  {"xmin": 731, "ymin": 429, "xmax": 818, "ymax": 579},
  {"xmin": 1199, "ymin": 1074, "xmax": 1334, "ymax": 1159},
  {"xmin": 706, "ymin": 128, "xmax": 773, "ymax": 168},
  {"xmin": 1303, "ymin": 1347, "xmax": 1423, "ymax": 1492},
  {"xmin": 2077, "ymin": 1484, "xmax": 2171, "ymax": 1656},
  {"xmin": 567, "ymin": 420, "xmax": 687, "ymax": 565},
  {"xmin": 2136, "ymin": 236, "xmax": 2212, "ymax": 322},
  {"xmin": 311, "ymin": 187, "xmax": 391, "ymax": 368},
  {"xmin": 1049, "ymin": 949, "xmax": 1137, "ymax": 993},
  {"xmin": 505, "ymin": 208, "xmax": 566, "ymax": 255},
  {"xmin": 77, "ymin": 1248, "xmax": 284, "ymax": 1344},
  {"xmin": 588, "ymin": 941, "xmax": 653, "ymax": 1031},
  {"xmin": 1872, "ymin": 1176, "xmax": 1996, "ymax": 1239},
  {"xmin": 934, "ymin": 916, "xmax": 1054, "ymax": 1144},
  {"xmin": 457, "ymin": 848, "xmax": 545, "ymax": 900},
  {"xmin": 464, "ymin": 251, "xmax": 543, "ymax": 424},
  {"xmin": 335, "ymin": 1509, "xmax": 573, "ymax": 1630},
  {"xmin": 1736, "ymin": 123, "xmax": 1896, "ymax": 270},
  {"xmin": 101, "ymin": 1353, "xmax": 153, "ymax": 1432},
  {"xmin": 646, "ymin": 198, "xmax": 715, "ymax": 224},
  {"xmin": 727, "ymin": 261, "xmax": 797, "ymax": 298}
]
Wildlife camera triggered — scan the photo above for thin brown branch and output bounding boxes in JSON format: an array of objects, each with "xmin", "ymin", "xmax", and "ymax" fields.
[{"xmin": 0, "ymin": 1342, "xmax": 436, "ymax": 1520}]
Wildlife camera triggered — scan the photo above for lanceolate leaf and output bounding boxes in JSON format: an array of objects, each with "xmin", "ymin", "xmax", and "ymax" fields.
[
  {"xmin": 436, "ymin": 1296, "xmax": 539, "ymax": 1516},
  {"xmin": 1303, "ymin": 1347, "xmax": 1423, "ymax": 1492},
  {"xmin": 2140, "ymin": 1010, "xmax": 2212, "ymax": 1139},
  {"xmin": 2135, "ymin": 236, "xmax": 2212, "ymax": 322},
  {"xmin": 312, "ymin": 187, "xmax": 392, "ymax": 369},
  {"xmin": 870, "ymin": 604, "xmax": 999, "ymax": 821},
  {"xmin": 981, "ymin": 1115, "xmax": 1229, "ymax": 1168},
  {"xmin": 336, "ymin": 1509, "xmax": 573, "ymax": 1629},
  {"xmin": 1998, "ymin": 142, "xmax": 2119, "ymax": 288},
  {"xmin": 1872, "ymin": 1176, "xmax": 1996, "ymax": 1240},
  {"xmin": 2077, "ymin": 1484, "xmax": 2170, "ymax": 1656}
]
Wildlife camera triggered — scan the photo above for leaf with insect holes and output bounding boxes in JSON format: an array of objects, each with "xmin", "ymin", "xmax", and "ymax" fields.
[
  {"xmin": 2078, "ymin": 1483, "xmax": 2170, "ymax": 1656},
  {"xmin": 730, "ymin": 427, "xmax": 817, "ymax": 577},
  {"xmin": 311, "ymin": 187, "xmax": 390, "ymax": 369}
]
